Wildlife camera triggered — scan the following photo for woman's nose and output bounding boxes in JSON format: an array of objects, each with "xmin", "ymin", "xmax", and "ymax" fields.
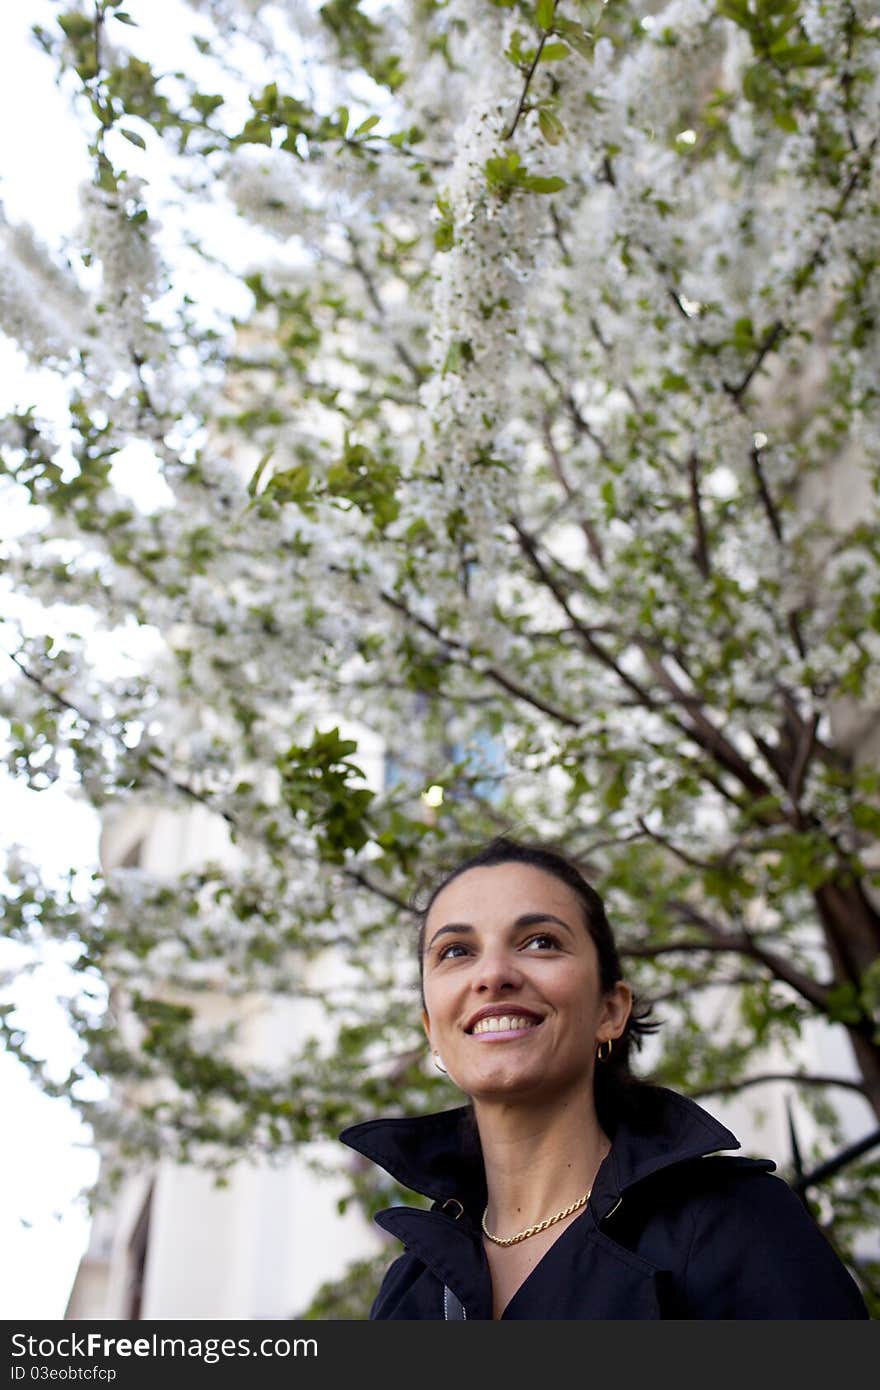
[{"xmin": 474, "ymin": 948, "xmax": 524, "ymax": 993}]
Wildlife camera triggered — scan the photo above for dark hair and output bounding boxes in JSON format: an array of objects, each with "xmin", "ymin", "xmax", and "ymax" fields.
[{"xmin": 414, "ymin": 834, "xmax": 660, "ymax": 1130}]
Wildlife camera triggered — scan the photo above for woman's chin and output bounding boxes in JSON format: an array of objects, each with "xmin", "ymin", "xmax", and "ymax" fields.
[
  {"xmin": 464, "ymin": 1060, "xmax": 594, "ymax": 1111},
  {"xmin": 463, "ymin": 1065, "xmax": 550, "ymax": 1104}
]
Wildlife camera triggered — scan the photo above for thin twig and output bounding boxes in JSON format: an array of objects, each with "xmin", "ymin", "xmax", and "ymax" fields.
[
  {"xmin": 504, "ymin": 31, "xmax": 549, "ymax": 141},
  {"xmin": 749, "ymin": 442, "xmax": 784, "ymax": 543},
  {"xmin": 635, "ymin": 818, "xmax": 721, "ymax": 873},
  {"xmin": 687, "ymin": 450, "xmax": 711, "ymax": 579},
  {"xmin": 541, "ymin": 414, "xmax": 605, "ymax": 566},
  {"xmin": 342, "ymin": 868, "xmax": 415, "ymax": 915},
  {"xmin": 346, "ymin": 232, "xmax": 424, "ymax": 386},
  {"xmin": 377, "ymin": 587, "xmax": 583, "ymax": 728},
  {"xmin": 7, "ymin": 652, "xmax": 237, "ymax": 827}
]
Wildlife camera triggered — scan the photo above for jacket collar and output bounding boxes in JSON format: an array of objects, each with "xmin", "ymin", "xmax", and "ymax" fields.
[
  {"xmin": 340, "ymin": 1104, "xmax": 487, "ymax": 1212},
  {"xmin": 339, "ymin": 1085, "xmax": 747, "ymax": 1224}
]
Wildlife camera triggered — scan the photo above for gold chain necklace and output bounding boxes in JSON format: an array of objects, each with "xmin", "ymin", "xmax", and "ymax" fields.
[{"xmin": 481, "ymin": 1188, "xmax": 592, "ymax": 1247}]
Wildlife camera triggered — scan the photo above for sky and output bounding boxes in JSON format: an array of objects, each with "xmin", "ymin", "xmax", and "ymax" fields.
[{"xmin": 1, "ymin": 1, "xmax": 112, "ymax": 1322}]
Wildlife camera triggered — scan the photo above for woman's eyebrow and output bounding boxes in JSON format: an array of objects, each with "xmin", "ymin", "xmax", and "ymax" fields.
[
  {"xmin": 426, "ymin": 923, "xmax": 475, "ymax": 951},
  {"xmin": 514, "ymin": 912, "xmax": 576, "ymax": 937},
  {"xmin": 427, "ymin": 913, "xmax": 575, "ymax": 952}
]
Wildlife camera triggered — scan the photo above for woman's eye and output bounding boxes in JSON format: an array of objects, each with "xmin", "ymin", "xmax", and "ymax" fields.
[
  {"xmin": 523, "ymin": 933, "xmax": 559, "ymax": 951},
  {"xmin": 437, "ymin": 942, "xmax": 469, "ymax": 961}
]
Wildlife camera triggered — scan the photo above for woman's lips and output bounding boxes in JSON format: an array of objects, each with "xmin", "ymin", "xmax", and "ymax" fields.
[{"xmin": 469, "ymin": 1014, "xmax": 543, "ymax": 1039}]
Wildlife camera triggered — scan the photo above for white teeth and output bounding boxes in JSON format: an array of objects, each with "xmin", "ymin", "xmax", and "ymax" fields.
[{"xmin": 471, "ymin": 1015, "xmax": 539, "ymax": 1035}]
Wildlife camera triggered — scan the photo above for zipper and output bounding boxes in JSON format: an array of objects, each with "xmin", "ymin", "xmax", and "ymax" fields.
[
  {"xmin": 440, "ymin": 1199, "xmax": 467, "ymax": 1318},
  {"xmin": 443, "ymin": 1284, "xmax": 467, "ymax": 1319}
]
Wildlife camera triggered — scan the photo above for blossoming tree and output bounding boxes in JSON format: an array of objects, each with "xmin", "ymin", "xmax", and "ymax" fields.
[{"xmin": 1, "ymin": 0, "xmax": 879, "ymax": 1297}]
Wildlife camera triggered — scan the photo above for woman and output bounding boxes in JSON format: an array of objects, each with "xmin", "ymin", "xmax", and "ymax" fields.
[{"xmin": 340, "ymin": 837, "xmax": 869, "ymax": 1319}]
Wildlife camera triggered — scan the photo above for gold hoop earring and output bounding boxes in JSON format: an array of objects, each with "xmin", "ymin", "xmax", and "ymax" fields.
[
  {"xmin": 433, "ymin": 1053, "xmax": 448, "ymax": 1074},
  {"xmin": 596, "ymin": 1038, "xmax": 613, "ymax": 1062}
]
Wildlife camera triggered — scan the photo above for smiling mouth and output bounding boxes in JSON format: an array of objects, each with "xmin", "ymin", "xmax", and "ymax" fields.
[{"xmin": 470, "ymin": 1015, "xmax": 542, "ymax": 1036}]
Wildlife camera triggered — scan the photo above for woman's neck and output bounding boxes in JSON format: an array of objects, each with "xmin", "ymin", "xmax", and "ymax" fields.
[{"xmin": 474, "ymin": 1084, "xmax": 610, "ymax": 1232}]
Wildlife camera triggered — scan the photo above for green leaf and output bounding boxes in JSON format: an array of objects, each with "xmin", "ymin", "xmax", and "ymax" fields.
[
  {"xmin": 247, "ymin": 449, "xmax": 274, "ymax": 498},
  {"xmin": 826, "ymin": 984, "xmax": 863, "ymax": 1026},
  {"xmin": 539, "ymin": 42, "xmax": 570, "ymax": 61},
  {"xmin": 58, "ymin": 11, "xmax": 95, "ymax": 41},
  {"xmin": 442, "ymin": 339, "xmax": 474, "ymax": 373},
  {"xmin": 485, "ymin": 151, "xmax": 523, "ymax": 187},
  {"xmin": 773, "ymin": 41, "xmax": 826, "ymax": 68},
  {"xmin": 772, "ymin": 109, "xmax": 799, "ymax": 132},
  {"xmin": 538, "ymin": 109, "xmax": 565, "ymax": 145},
  {"xmin": 120, "ymin": 127, "xmax": 146, "ymax": 149},
  {"xmin": 555, "ymin": 24, "xmax": 595, "ymax": 59},
  {"xmin": 602, "ymin": 765, "xmax": 629, "ymax": 811},
  {"xmin": 353, "ymin": 113, "xmax": 380, "ymax": 137},
  {"xmin": 716, "ymin": 0, "xmax": 752, "ymax": 26},
  {"xmin": 536, "ymin": 0, "xmax": 555, "ymax": 30},
  {"xmin": 264, "ymin": 462, "xmax": 313, "ymax": 502},
  {"xmin": 522, "ymin": 175, "xmax": 567, "ymax": 193},
  {"xmin": 95, "ymin": 152, "xmax": 118, "ymax": 192},
  {"xmin": 852, "ymin": 803, "xmax": 880, "ymax": 836},
  {"xmin": 731, "ymin": 316, "xmax": 756, "ymax": 352},
  {"xmin": 661, "ymin": 371, "xmax": 689, "ymax": 392},
  {"xmin": 191, "ymin": 92, "xmax": 224, "ymax": 118},
  {"xmin": 434, "ymin": 214, "xmax": 454, "ymax": 252},
  {"xmin": 743, "ymin": 62, "xmax": 776, "ymax": 106}
]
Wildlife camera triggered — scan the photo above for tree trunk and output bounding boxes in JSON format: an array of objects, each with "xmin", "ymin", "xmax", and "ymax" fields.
[{"xmin": 815, "ymin": 875, "xmax": 880, "ymax": 1122}]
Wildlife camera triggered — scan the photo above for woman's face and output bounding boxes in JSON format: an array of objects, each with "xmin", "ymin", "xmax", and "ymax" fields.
[{"xmin": 421, "ymin": 862, "xmax": 632, "ymax": 1107}]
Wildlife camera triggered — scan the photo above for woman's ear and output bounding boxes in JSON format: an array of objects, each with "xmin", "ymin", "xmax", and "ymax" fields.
[
  {"xmin": 601, "ymin": 981, "xmax": 633, "ymax": 1040},
  {"xmin": 421, "ymin": 1007, "xmax": 432, "ymax": 1049}
]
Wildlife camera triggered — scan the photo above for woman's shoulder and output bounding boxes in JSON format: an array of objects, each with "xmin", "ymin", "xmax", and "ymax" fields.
[
  {"xmin": 643, "ymin": 1158, "xmax": 869, "ymax": 1318},
  {"xmin": 641, "ymin": 1150, "xmax": 828, "ymax": 1240}
]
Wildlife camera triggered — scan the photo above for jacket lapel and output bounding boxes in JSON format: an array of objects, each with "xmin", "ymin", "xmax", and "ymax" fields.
[{"xmin": 375, "ymin": 1206, "xmax": 490, "ymax": 1314}]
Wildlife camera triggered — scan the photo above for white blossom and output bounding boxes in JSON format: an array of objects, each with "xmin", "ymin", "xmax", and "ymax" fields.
[
  {"xmin": 78, "ymin": 178, "xmax": 164, "ymax": 360},
  {"xmin": 0, "ymin": 217, "xmax": 92, "ymax": 366}
]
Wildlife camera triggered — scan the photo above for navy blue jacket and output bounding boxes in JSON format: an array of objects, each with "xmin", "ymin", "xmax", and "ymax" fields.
[{"xmin": 340, "ymin": 1087, "xmax": 869, "ymax": 1319}]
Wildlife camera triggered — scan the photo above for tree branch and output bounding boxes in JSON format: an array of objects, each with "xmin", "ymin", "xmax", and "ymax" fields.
[
  {"xmin": 749, "ymin": 440, "xmax": 784, "ymax": 543},
  {"xmin": 511, "ymin": 517, "xmax": 661, "ymax": 710},
  {"xmin": 635, "ymin": 817, "xmax": 726, "ymax": 873},
  {"xmin": 7, "ymin": 652, "xmax": 237, "ymax": 827},
  {"xmin": 346, "ymin": 232, "xmax": 424, "ymax": 386},
  {"xmin": 378, "ymin": 588, "xmax": 582, "ymax": 727},
  {"xmin": 665, "ymin": 897, "xmax": 832, "ymax": 1012},
  {"xmin": 503, "ymin": 27, "xmax": 549, "ymax": 141},
  {"xmin": 724, "ymin": 136, "xmax": 878, "ymax": 401},
  {"xmin": 636, "ymin": 647, "xmax": 777, "ymax": 804},
  {"xmin": 529, "ymin": 353, "xmax": 613, "ymax": 461},
  {"xmin": 648, "ymin": 972, "xmax": 765, "ymax": 1007},
  {"xmin": 342, "ymin": 868, "xmax": 415, "ymax": 915},
  {"xmin": 541, "ymin": 413, "xmax": 605, "ymax": 566},
  {"xmin": 513, "ymin": 518, "xmax": 788, "ymax": 813},
  {"xmin": 687, "ymin": 450, "xmax": 711, "ymax": 579},
  {"xmin": 621, "ymin": 937, "xmax": 757, "ymax": 958},
  {"xmin": 691, "ymin": 1071, "xmax": 868, "ymax": 1101}
]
